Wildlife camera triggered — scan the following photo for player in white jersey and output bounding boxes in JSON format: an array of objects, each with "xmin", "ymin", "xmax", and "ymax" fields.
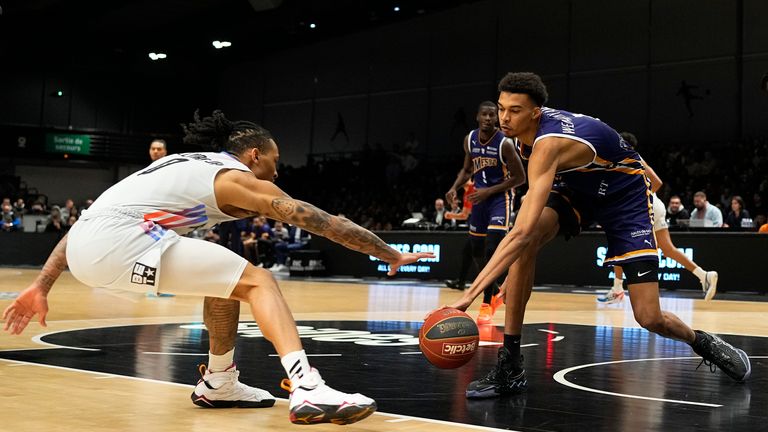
[
  {"xmin": 3, "ymin": 110, "xmax": 433, "ymax": 426},
  {"xmin": 598, "ymin": 133, "xmax": 718, "ymax": 304}
]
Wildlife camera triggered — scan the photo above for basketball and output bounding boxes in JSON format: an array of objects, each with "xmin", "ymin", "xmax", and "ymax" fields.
[{"xmin": 419, "ymin": 308, "xmax": 479, "ymax": 369}]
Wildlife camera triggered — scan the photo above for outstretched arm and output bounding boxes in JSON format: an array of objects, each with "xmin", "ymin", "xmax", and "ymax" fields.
[
  {"xmin": 3, "ymin": 235, "xmax": 68, "ymax": 334},
  {"xmin": 215, "ymin": 172, "xmax": 433, "ymax": 274}
]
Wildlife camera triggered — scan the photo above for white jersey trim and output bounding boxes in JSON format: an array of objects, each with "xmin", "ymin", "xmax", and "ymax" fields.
[{"xmin": 533, "ymin": 133, "xmax": 597, "ymax": 173}]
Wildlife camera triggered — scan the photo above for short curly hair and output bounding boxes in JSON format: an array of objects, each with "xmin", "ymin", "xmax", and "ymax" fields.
[{"xmin": 497, "ymin": 72, "xmax": 548, "ymax": 107}]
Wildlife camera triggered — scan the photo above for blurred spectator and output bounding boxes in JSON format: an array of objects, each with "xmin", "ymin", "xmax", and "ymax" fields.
[
  {"xmin": 1, "ymin": 202, "xmax": 21, "ymax": 232},
  {"xmin": 690, "ymin": 191, "xmax": 723, "ymax": 227},
  {"xmin": 218, "ymin": 218, "xmax": 249, "ymax": 256},
  {"xmin": 13, "ymin": 198, "xmax": 25, "ymax": 215},
  {"xmin": 272, "ymin": 220, "xmax": 289, "ymax": 241},
  {"xmin": 29, "ymin": 200, "xmax": 46, "ymax": 214},
  {"xmin": 149, "ymin": 139, "xmax": 168, "ymax": 161},
  {"xmin": 271, "ymin": 224, "xmax": 311, "ymax": 273},
  {"xmin": 61, "ymin": 199, "xmax": 77, "ymax": 221},
  {"xmin": 723, "ymin": 195, "xmax": 752, "ymax": 230},
  {"xmin": 242, "ymin": 216, "xmax": 273, "ymax": 266},
  {"xmin": 45, "ymin": 206, "xmax": 64, "ymax": 233},
  {"xmin": 666, "ymin": 195, "xmax": 690, "ymax": 227},
  {"xmin": 427, "ymin": 198, "xmax": 452, "ymax": 230},
  {"xmin": 64, "ymin": 215, "xmax": 78, "ymax": 232},
  {"xmin": 204, "ymin": 226, "xmax": 220, "ymax": 243}
]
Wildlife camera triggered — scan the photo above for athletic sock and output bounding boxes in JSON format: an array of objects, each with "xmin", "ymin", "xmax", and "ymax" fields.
[
  {"xmin": 281, "ymin": 350, "xmax": 311, "ymax": 383},
  {"xmin": 503, "ymin": 334, "xmax": 522, "ymax": 367},
  {"xmin": 208, "ymin": 348, "xmax": 235, "ymax": 372},
  {"xmin": 690, "ymin": 330, "xmax": 706, "ymax": 348},
  {"xmin": 612, "ymin": 278, "xmax": 623, "ymax": 292},
  {"xmin": 693, "ymin": 267, "xmax": 706, "ymax": 283}
]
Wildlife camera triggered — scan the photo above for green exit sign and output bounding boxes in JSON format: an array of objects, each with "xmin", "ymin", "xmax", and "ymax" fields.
[{"xmin": 45, "ymin": 133, "xmax": 91, "ymax": 155}]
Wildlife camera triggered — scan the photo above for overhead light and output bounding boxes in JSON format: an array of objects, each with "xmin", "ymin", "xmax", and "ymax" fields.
[
  {"xmin": 56, "ymin": 90, "xmax": 63, "ymax": 97},
  {"xmin": 393, "ymin": 6, "xmax": 400, "ymax": 12},
  {"xmin": 212, "ymin": 40, "xmax": 232, "ymax": 49},
  {"xmin": 309, "ymin": 23, "xmax": 316, "ymax": 29},
  {"xmin": 148, "ymin": 52, "xmax": 167, "ymax": 61}
]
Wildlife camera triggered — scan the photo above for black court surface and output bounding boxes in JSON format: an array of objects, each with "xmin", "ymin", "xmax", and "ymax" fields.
[{"xmin": 1, "ymin": 320, "xmax": 765, "ymax": 432}]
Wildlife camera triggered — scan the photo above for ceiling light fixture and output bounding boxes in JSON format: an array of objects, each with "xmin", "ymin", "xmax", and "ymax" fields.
[
  {"xmin": 212, "ymin": 40, "xmax": 232, "ymax": 49},
  {"xmin": 148, "ymin": 52, "xmax": 167, "ymax": 61}
]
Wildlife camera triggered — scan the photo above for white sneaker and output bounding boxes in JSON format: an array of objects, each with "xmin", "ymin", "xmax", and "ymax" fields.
[
  {"xmin": 597, "ymin": 288, "xmax": 625, "ymax": 304},
  {"xmin": 702, "ymin": 271, "xmax": 718, "ymax": 301},
  {"xmin": 191, "ymin": 364, "xmax": 276, "ymax": 408},
  {"xmin": 270, "ymin": 264, "xmax": 288, "ymax": 273},
  {"xmin": 282, "ymin": 368, "xmax": 376, "ymax": 425}
]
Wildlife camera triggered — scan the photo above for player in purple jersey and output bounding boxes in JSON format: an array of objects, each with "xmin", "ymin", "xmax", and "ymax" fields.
[
  {"xmin": 446, "ymin": 101, "xmax": 525, "ymax": 326},
  {"xmin": 448, "ymin": 73, "xmax": 749, "ymax": 399}
]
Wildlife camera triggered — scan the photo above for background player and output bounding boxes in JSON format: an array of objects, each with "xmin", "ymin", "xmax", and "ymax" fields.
[
  {"xmin": 451, "ymin": 73, "xmax": 750, "ymax": 399},
  {"xmin": 598, "ymin": 132, "xmax": 718, "ymax": 303},
  {"xmin": 446, "ymin": 101, "xmax": 525, "ymax": 324},
  {"xmin": 3, "ymin": 110, "xmax": 433, "ymax": 425},
  {"xmin": 148, "ymin": 138, "xmax": 168, "ymax": 161}
]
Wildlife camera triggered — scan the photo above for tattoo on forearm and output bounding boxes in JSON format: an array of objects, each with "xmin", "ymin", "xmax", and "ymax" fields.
[
  {"xmin": 271, "ymin": 198, "xmax": 398, "ymax": 261},
  {"xmin": 37, "ymin": 235, "xmax": 68, "ymax": 294}
]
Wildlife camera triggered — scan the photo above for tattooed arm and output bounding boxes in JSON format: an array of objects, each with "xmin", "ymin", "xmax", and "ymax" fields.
[
  {"xmin": 214, "ymin": 171, "xmax": 434, "ymax": 272},
  {"xmin": 2, "ymin": 235, "xmax": 67, "ymax": 334},
  {"xmin": 269, "ymin": 197, "xmax": 400, "ymax": 263}
]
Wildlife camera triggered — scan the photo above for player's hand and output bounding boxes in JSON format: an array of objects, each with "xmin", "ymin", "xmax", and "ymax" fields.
[
  {"xmin": 387, "ymin": 252, "xmax": 435, "ymax": 276},
  {"xmin": 423, "ymin": 305, "xmax": 451, "ymax": 320},
  {"xmin": 2, "ymin": 285, "xmax": 48, "ymax": 335},
  {"xmin": 448, "ymin": 295, "xmax": 473, "ymax": 312},
  {"xmin": 445, "ymin": 189, "xmax": 457, "ymax": 204},
  {"xmin": 467, "ymin": 188, "xmax": 491, "ymax": 204}
]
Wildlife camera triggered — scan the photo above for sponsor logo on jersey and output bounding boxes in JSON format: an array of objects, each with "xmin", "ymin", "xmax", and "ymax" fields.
[{"xmin": 131, "ymin": 263, "xmax": 156, "ymax": 286}]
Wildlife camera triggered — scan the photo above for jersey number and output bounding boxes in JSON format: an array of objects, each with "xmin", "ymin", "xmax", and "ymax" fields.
[{"xmin": 138, "ymin": 158, "xmax": 189, "ymax": 175}]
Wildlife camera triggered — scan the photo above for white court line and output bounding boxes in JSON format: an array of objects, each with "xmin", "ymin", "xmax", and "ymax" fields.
[
  {"xmin": 400, "ymin": 351, "xmax": 422, "ymax": 355},
  {"xmin": 143, "ymin": 352, "xmax": 207, "ymax": 356},
  {"xmin": 552, "ymin": 336, "xmax": 564, "ymax": 342},
  {"xmin": 0, "ymin": 358, "xmax": 515, "ymax": 431},
  {"xmin": 537, "ymin": 329, "xmax": 560, "ymax": 334},
  {"xmin": 268, "ymin": 353, "xmax": 341, "ymax": 357},
  {"xmin": 552, "ymin": 356, "xmax": 765, "ymax": 407},
  {"xmin": 385, "ymin": 418, "xmax": 412, "ymax": 423}
]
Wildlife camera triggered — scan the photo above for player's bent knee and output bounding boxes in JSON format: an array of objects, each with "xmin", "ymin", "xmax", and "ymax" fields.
[
  {"xmin": 229, "ymin": 265, "xmax": 279, "ymax": 301},
  {"xmin": 634, "ymin": 311, "xmax": 665, "ymax": 333}
]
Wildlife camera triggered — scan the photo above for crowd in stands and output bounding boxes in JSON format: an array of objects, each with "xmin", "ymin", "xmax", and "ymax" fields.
[
  {"xmin": 202, "ymin": 216, "xmax": 311, "ymax": 273},
  {"xmin": 5, "ymin": 136, "xmax": 768, "ymax": 236},
  {"xmin": 1, "ymin": 196, "xmax": 91, "ymax": 234}
]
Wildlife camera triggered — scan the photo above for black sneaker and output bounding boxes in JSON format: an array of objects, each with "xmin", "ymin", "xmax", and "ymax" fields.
[
  {"xmin": 445, "ymin": 279, "xmax": 466, "ymax": 290},
  {"xmin": 466, "ymin": 348, "xmax": 527, "ymax": 398},
  {"xmin": 691, "ymin": 330, "xmax": 751, "ymax": 382}
]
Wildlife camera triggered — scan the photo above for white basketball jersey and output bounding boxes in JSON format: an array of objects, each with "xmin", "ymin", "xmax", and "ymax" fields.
[{"xmin": 87, "ymin": 152, "xmax": 251, "ymax": 235}]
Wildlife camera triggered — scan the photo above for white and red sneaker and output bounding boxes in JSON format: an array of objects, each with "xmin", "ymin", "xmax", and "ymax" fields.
[
  {"xmin": 282, "ymin": 368, "xmax": 376, "ymax": 425},
  {"xmin": 191, "ymin": 364, "xmax": 276, "ymax": 408}
]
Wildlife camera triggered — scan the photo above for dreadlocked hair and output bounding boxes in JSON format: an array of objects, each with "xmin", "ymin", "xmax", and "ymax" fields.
[{"xmin": 181, "ymin": 109, "xmax": 274, "ymax": 154}]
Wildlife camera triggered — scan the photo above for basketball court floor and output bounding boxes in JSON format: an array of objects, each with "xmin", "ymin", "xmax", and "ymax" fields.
[{"xmin": 1, "ymin": 267, "xmax": 766, "ymax": 431}]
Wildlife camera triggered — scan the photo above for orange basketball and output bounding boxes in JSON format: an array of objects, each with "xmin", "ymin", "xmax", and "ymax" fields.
[{"xmin": 419, "ymin": 308, "xmax": 479, "ymax": 368}]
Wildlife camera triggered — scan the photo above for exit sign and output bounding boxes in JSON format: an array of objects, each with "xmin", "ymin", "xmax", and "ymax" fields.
[{"xmin": 45, "ymin": 133, "xmax": 91, "ymax": 155}]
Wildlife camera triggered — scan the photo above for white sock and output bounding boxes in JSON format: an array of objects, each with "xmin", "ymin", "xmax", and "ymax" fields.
[
  {"xmin": 208, "ymin": 348, "xmax": 235, "ymax": 372},
  {"xmin": 693, "ymin": 267, "xmax": 706, "ymax": 282},
  {"xmin": 281, "ymin": 350, "xmax": 311, "ymax": 383},
  {"xmin": 612, "ymin": 279, "xmax": 623, "ymax": 292}
]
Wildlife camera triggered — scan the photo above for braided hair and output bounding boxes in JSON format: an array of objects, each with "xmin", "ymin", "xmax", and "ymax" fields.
[{"xmin": 182, "ymin": 110, "xmax": 274, "ymax": 154}]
